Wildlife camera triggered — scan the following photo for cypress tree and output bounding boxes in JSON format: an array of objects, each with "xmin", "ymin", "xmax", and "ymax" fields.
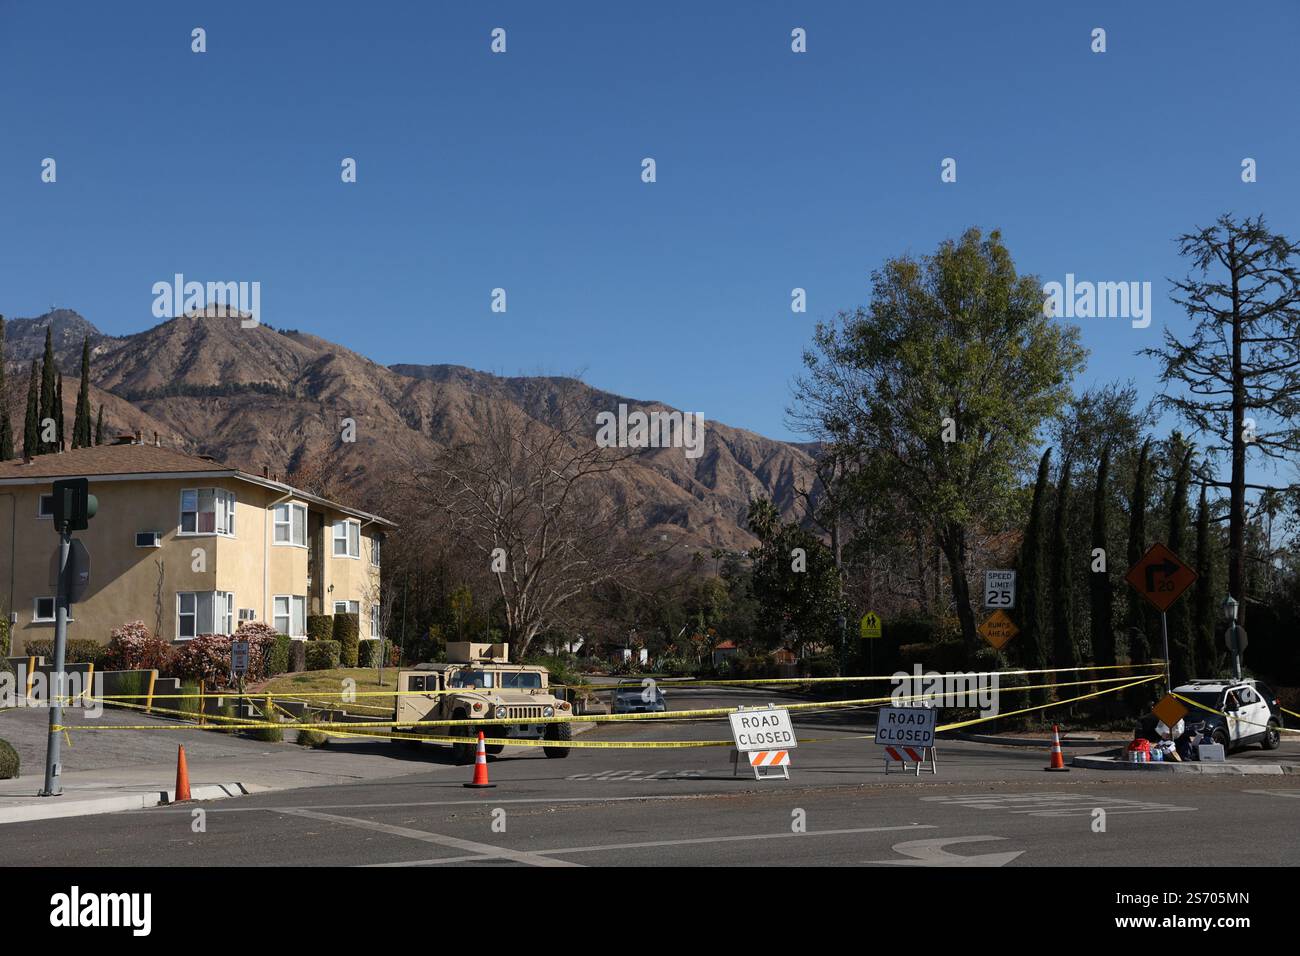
[
  {"xmin": 56, "ymin": 372, "xmax": 65, "ymax": 452},
  {"xmin": 38, "ymin": 327, "xmax": 55, "ymax": 453},
  {"xmin": 1167, "ymin": 449, "xmax": 1195, "ymax": 684},
  {"xmin": 73, "ymin": 338, "xmax": 92, "ymax": 448},
  {"xmin": 0, "ymin": 316, "xmax": 12, "ymax": 461},
  {"xmin": 1193, "ymin": 486, "xmax": 1219, "ymax": 676},
  {"xmin": 1125, "ymin": 440, "xmax": 1153, "ymax": 665},
  {"xmin": 95, "ymin": 405, "xmax": 104, "ymax": 445},
  {"xmin": 1090, "ymin": 446, "xmax": 1115, "ymax": 667},
  {"xmin": 23, "ymin": 360, "xmax": 40, "ymax": 459},
  {"xmin": 1017, "ymin": 449, "xmax": 1051, "ymax": 691},
  {"xmin": 1050, "ymin": 456, "xmax": 1079, "ymax": 674}
]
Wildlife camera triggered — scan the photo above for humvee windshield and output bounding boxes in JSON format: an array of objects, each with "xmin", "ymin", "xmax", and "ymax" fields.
[
  {"xmin": 449, "ymin": 670, "xmax": 494, "ymax": 689},
  {"xmin": 499, "ymin": 672, "xmax": 543, "ymax": 690}
]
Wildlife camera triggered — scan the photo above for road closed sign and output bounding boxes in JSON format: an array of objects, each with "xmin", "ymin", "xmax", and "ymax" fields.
[
  {"xmin": 728, "ymin": 707, "xmax": 797, "ymax": 752},
  {"xmin": 875, "ymin": 706, "xmax": 937, "ymax": 749}
]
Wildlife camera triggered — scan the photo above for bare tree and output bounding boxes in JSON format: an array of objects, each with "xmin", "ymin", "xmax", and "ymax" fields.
[
  {"xmin": 1144, "ymin": 214, "xmax": 1300, "ymax": 617},
  {"xmin": 396, "ymin": 387, "xmax": 657, "ymax": 660}
]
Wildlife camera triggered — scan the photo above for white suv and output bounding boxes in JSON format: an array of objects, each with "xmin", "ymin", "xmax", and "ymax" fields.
[{"xmin": 1153, "ymin": 679, "xmax": 1284, "ymax": 752}]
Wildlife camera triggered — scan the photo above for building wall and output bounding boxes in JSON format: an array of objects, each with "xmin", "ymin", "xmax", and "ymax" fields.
[{"xmin": 0, "ymin": 477, "xmax": 383, "ymax": 654}]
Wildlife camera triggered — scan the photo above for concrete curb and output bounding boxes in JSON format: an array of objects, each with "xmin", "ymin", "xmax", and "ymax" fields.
[
  {"xmin": 0, "ymin": 782, "xmax": 256, "ymax": 825},
  {"xmin": 1071, "ymin": 753, "xmax": 1298, "ymax": 775}
]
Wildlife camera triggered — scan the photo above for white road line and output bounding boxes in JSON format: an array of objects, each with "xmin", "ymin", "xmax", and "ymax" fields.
[
  {"xmin": 276, "ymin": 808, "xmax": 581, "ymax": 867},
  {"xmin": 863, "ymin": 835, "xmax": 1022, "ymax": 867},
  {"xmin": 364, "ymin": 823, "xmax": 935, "ymax": 866},
  {"xmin": 1242, "ymin": 789, "xmax": 1300, "ymax": 799}
]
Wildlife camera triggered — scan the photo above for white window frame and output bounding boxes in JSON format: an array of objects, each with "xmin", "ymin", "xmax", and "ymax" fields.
[
  {"xmin": 370, "ymin": 535, "xmax": 381, "ymax": 567},
  {"xmin": 33, "ymin": 596, "xmax": 70, "ymax": 623},
  {"xmin": 273, "ymin": 502, "xmax": 307, "ymax": 547},
  {"xmin": 176, "ymin": 591, "xmax": 235, "ymax": 639},
  {"xmin": 333, "ymin": 519, "xmax": 361, "ymax": 559},
  {"xmin": 370, "ymin": 604, "xmax": 381, "ymax": 638},
  {"xmin": 37, "ymin": 494, "xmax": 55, "ymax": 520},
  {"xmin": 178, "ymin": 488, "xmax": 236, "ymax": 538},
  {"xmin": 333, "ymin": 600, "xmax": 359, "ymax": 617},
  {"xmin": 273, "ymin": 595, "xmax": 307, "ymax": 638}
]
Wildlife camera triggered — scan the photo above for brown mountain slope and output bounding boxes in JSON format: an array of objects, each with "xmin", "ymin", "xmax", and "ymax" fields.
[{"xmin": 3, "ymin": 310, "xmax": 818, "ymax": 551}]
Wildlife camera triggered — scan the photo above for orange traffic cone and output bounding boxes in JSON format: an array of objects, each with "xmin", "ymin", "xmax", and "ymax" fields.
[
  {"xmin": 174, "ymin": 745, "xmax": 192, "ymax": 801},
  {"xmin": 1045, "ymin": 724, "xmax": 1069, "ymax": 772},
  {"xmin": 463, "ymin": 731, "xmax": 496, "ymax": 789}
]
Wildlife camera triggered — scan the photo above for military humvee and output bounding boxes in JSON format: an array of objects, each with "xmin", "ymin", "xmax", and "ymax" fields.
[{"xmin": 395, "ymin": 642, "xmax": 572, "ymax": 764}]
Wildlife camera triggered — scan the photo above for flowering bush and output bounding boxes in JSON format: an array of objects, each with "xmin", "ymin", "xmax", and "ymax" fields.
[
  {"xmin": 105, "ymin": 621, "xmax": 172, "ymax": 671},
  {"xmin": 169, "ymin": 624, "xmax": 280, "ymax": 687}
]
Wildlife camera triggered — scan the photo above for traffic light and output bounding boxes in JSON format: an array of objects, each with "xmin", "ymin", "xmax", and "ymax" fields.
[{"xmin": 51, "ymin": 478, "xmax": 97, "ymax": 533}]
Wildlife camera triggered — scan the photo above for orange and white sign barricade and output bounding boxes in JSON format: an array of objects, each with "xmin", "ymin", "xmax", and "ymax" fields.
[
  {"xmin": 728, "ymin": 704, "xmax": 797, "ymax": 781},
  {"xmin": 882, "ymin": 744, "xmax": 936, "ymax": 776}
]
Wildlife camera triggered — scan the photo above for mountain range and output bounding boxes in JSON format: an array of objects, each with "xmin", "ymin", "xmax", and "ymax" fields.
[{"xmin": 1, "ymin": 309, "xmax": 818, "ymax": 552}]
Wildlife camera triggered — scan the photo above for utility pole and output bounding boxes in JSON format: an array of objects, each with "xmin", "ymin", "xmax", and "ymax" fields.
[{"xmin": 39, "ymin": 478, "xmax": 97, "ymax": 797}]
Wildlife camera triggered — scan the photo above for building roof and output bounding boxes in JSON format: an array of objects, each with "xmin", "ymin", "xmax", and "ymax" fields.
[{"xmin": 0, "ymin": 443, "xmax": 395, "ymax": 528}]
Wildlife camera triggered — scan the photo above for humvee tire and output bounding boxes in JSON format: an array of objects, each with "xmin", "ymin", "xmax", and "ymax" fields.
[
  {"xmin": 543, "ymin": 721, "xmax": 571, "ymax": 759},
  {"xmin": 486, "ymin": 737, "xmax": 506, "ymax": 756},
  {"xmin": 451, "ymin": 711, "xmax": 476, "ymax": 765}
]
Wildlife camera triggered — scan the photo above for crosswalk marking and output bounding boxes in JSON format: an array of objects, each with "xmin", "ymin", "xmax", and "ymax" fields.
[{"xmin": 920, "ymin": 792, "xmax": 1196, "ymax": 816}]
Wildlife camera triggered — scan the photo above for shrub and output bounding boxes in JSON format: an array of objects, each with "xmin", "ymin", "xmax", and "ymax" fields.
[
  {"xmin": 252, "ymin": 699, "xmax": 284, "ymax": 742},
  {"xmin": 0, "ymin": 618, "xmax": 10, "ymax": 657},
  {"xmin": 305, "ymin": 641, "xmax": 341, "ymax": 671},
  {"xmin": 358, "ymin": 638, "xmax": 381, "ymax": 668},
  {"xmin": 175, "ymin": 683, "xmax": 202, "ymax": 718},
  {"xmin": 217, "ymin": 701, "xmax": 239, "ymax": 734},
  {"xmin": 295, "ymin": 712, "xmax": 330, "ymax": 749},
  {"xmin": 110, "ymin": 670, "xmax": 151, "ymax": 706},
  {"xmin": 267, "ymin": 634, "xmax": 292, "ymax": 676},
  {"xmin": 169, "ymin": 628, "xmax": 280, "ymax": 688},
  {"xmin": 334, "ymin": 613, "xmax": 360, "ymax": 667},
  {"xmin": 0, "ymin": 738, "xmax": 19, "ymax": 778},
  {"xmin": 24, "ymin": 638, "xmax": 109, "ymax": 669},
  {"xmin": 307, "ymin": 615, "xmax": 334, "ymax": 642},
  {"xmin": 106, "ymin": 621, "xmax": 172, "ymax": 671}
]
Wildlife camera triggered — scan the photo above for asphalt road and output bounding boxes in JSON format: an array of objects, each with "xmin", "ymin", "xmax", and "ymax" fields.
[{"xmin": 5, "ymin": 701, "xmax": 1298, "ymax": 866}]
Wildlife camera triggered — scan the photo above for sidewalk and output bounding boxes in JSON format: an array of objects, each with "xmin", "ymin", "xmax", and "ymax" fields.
[{"xmin": 0, "ymin": 741, "xmax": 461, "ymax": 824}]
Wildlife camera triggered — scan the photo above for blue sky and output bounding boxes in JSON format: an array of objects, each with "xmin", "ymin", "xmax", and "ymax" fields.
[{"xmin": 1, "ymin": 1, "xmax": 1297, "ymax": 452}]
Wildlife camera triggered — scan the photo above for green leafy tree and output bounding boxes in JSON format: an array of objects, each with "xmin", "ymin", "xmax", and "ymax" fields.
[
  {"xmin": 73, "ymin": 338, "xmax": 92, "ymax": 448},
  {"xmin": 1016, "ymin": 449, "xmax": 1051, "ymax": 680},
  {"xmin": 38, "ymin": 327, "xmax": 55, "ymax": 453},
  {"xmin": 23, "ymin": 360, "xmax": 40, "ymax": 459},
  {"xmin": 56, "ymin": 372, "xmax": 65, "ymax": 451},
  {"xmin": 1167, "ymin": 447, "xmax": 1195, "ymax": 684},
  {"xmin": 1125, "ymin": 440, "xmax": 1153, "ymax": 664},
  {"xmin": 0, "ymin": 316, "xmax": 12, "ymax": 461},
  {"xmin": 747, "ymin": 498, "xmax": 844, "ymax": 657},
  {"xmin": 1050, "ymin": 457, "xmax": 1079, "ymax": 671},
  {"xmin": 1089, "ymin": 446, "xmax": 1115, "ymax": 667},
  {"xmin": 794, "ymin": 228, "xmax": 1087, "ymax": 645}
]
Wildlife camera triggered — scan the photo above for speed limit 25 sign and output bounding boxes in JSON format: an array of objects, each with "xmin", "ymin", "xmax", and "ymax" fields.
[{"xmin": 984, "ymin": 570, "xmax": 1015, "ymax": 609}]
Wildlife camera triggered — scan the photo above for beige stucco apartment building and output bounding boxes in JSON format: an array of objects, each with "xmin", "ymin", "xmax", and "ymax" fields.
[{"xmin": 0, "ymin": 439, "xmax": 394, "ymax": 654}]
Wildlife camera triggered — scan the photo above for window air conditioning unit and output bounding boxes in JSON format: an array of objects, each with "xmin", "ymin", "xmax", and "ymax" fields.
[
  {"xmin": 135, "ymin": 531, "xmax": 162, "ymax": 548},
  {"xmin": 238, "ymin": 608, "xmax": 257, "ymax": 622}
]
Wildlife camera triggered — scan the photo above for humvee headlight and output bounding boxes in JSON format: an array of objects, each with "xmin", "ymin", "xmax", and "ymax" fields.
[{"xmin": 543, "ymin": 706, "xmax": 555, "ymax": 717}]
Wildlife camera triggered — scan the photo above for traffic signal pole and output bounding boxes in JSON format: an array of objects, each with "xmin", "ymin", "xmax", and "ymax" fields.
[{"xmin": 39, "ymin": 528, "xmax": 72, "ymax": 797}]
